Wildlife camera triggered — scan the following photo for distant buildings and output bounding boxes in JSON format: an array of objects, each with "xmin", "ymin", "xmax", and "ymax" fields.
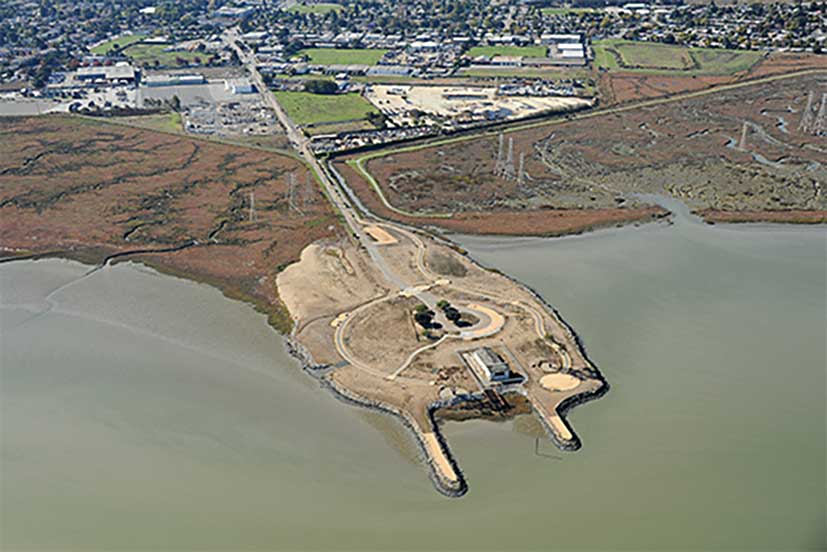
[
  {"xmin": 213, "ymin": 6, "xmax": 255, "ymax": 20},
  {"xmin": 366, "ymin": 65, "xmax": 413, "ymax": 78}
]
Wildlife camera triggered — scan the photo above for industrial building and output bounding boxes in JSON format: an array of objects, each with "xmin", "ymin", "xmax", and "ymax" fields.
[
  {"xmin": 465, "ymin": 347, "xmax": 525, "ymax": 386},
  {"xmin": 224, "ymin": 78, "xmax": 255, "ymax": 94},
  {"xmin": 143, "ymin": 74, "xmax": 205, "ymax": 87},
  {"xmin": 75, "ymin": 63, "xmax": 138, "ymax": 84}
]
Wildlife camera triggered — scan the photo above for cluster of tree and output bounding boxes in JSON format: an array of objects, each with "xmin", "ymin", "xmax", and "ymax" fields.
[
  {"xmin": 366, "ymin": 110, "xmax": 387, "ymax": 129},
  {"xmin": 253, "ymin": 0, "xmax": 495, "ymax": 37},
  {"xmin": 437, "ymin": 300, "xmax": 472, "ymax": 328},
  {"xmin": 413, "ymin": 304, "xmax": 442, "ymax": 330},
  {"xmin": 142, "ymin": 95, "xmax": 181, "ymax": 112},
  {"xmin": 303, "ymin": 79, "xmax": 338, "ymax": 94}
]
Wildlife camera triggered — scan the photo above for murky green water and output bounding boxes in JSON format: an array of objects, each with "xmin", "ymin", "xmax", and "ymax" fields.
[{"xmin": 2, "ymin": 215, "xmax": 824, "ymax": 550}]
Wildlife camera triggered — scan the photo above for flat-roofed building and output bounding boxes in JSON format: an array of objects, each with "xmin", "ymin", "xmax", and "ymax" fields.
[
  {"xmin": 540, "ymin": 33, "xmax": 582, "ymax": 45},
  {"xmin": 143, "ymin": 73, "xmax": 205, "ymax": 87},
  {"xmin": 367, "ymin": 64, "xmax": 413, "ymax": 77},
  {"xmin": 76, "ymin": 63, "xmax": 138, "ymax": 83},
  {"xmin": 224, "ymin": 78, "xmax": 255, "ymax": 94},
  {"xmin": 465, "ymin": 347, "xmax": 525, "ymax": 386},
  {"xmin": 490, "ymin": 55, "xmax": 522, "ymax": 67}
]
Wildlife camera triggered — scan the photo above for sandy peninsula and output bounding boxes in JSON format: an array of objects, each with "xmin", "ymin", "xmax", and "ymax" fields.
[{"xmin": 278, "ymin": 219, "xmax": 607, "ymax": 496}]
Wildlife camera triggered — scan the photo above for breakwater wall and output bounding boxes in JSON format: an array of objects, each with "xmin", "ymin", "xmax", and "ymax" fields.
[{"xmin": 282, "ymin": 334, "xmax": 468, "ymax": 498}]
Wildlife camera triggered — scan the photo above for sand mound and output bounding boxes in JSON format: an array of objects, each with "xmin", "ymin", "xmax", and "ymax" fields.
[{"xmin": 539, "ymin": 373, "xmax": 580, "ymax": 392}]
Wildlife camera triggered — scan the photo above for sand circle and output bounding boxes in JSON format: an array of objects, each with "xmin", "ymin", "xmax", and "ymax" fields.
[{"xmin": 539, "ymin": 373, "xmax": 580, "ymax": 392}]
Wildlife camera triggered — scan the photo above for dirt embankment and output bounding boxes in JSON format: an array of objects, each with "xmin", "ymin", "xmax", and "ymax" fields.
[{"xmin": 0, "ymin": 115, "xmax": 339, "ymax": 331}]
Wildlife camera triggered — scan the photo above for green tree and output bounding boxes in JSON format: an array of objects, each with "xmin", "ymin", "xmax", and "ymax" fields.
[{"xmin": 303, "ymin": 79, "xmax": 338, "ymax": 94}]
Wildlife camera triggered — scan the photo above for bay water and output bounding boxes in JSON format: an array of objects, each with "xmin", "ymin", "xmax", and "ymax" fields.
[{"xmin": 1, "ymin": 213, "xmax": 824, "ymax": 550}]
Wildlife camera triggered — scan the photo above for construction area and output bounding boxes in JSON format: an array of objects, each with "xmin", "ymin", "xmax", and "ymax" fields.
[
  {"xmin": 277, "ymin": 220, "xmax": 605, "ymax": 495},
  {"xmin": 364, "ymin": 84, "xmax": 592, "ymax": 128}
]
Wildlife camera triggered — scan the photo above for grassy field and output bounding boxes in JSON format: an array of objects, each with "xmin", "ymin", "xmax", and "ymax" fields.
[
  {"xmin": 90, "ymin": 34, "xmax": 147, "ymax": 55},
  {"xmin": 593, "ymin": 40, "xmax": 762, "ymax": 75},
  {"xmin": 123, "ymin": 44, "xmax": 208, "ymax": 67},
  {"xmin": 119, "ymin": 112, "xmax": 183, "ymax": 133},
  {"xmin": 618, "ymin": 42, "xmax": 693, "ymax": 69},
  {"xmin": 296, "ymin": 48, "xmax": 388, "ymax": 65},
  {"xmin": 466, "ymin": 45, "xmax": 548, "ymax": 58},
  {"xmin": 541, "ymin": 7, "xmax": 597, "ymax": 15},
  {"xmin": 287, "ymin": 2, "xmax": 343, "ymax": 14},
  {"xmin": 273, "ymin": 91, "xmax": 378, "ymax": 125}
]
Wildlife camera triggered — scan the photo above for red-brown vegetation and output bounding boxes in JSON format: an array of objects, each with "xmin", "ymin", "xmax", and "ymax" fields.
[
  {"xmin": 335, "ymin": 160, "xmax": 666, "ymax": 236},
  {"xmin": 0, "ymin": 116, "xmax": 339, "ymax": 329}
]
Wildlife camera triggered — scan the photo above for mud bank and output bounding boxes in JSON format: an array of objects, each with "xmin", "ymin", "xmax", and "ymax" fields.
[{"xmin": 697, "ymin": 208, "xmax": 827, "ymax": 225}]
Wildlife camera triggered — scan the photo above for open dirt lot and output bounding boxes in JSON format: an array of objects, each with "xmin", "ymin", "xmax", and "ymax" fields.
[
  {"xmin": 348, "ymin": 72, "xmax": 827, "ymax": 226},
  {"xmin": 0, "ymin": 115, "xmax": 339, "ymax": 329},
  {"xmin": 365, "ymin": 85, "xmax": 591, "ymax": 125}
]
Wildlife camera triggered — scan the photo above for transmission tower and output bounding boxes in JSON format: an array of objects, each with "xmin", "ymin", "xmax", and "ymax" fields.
[
  {"xmin": 517, "ymin": 152, "xmax": 525, "ymax": 186},
  {"xmin": 738, "ymin": 121, "xmax": 749, "ymax": 150},
  {"xmin": 814, "ymin": 93, "xmax": 827, "ymax": 136},
  {"xmin": 798, "ymin": 90, "xmax": 815, "ymax": 133},
  {"xmin": 285, "ymin": 172, "xmax": 300, "ymax": 214},
  {"xmin": 504, "ymin": 137, "xmax": 516, "ymax": 180},
  {"xmin": 494, "ymin": 132, "xmax": 505, "ymax": 175},
  {"xmin": 249, "ymin": 190, "xmax": 256, "ymax": 222}
]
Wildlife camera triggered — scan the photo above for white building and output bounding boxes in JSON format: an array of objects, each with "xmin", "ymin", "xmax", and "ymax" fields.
[
  {"xmin": 225, "ymin": 78, "xmax": 255, "ymax": 94},
  {"xmin": 540, "ymin": 33, "xmax": 582, "ymax": 45}
]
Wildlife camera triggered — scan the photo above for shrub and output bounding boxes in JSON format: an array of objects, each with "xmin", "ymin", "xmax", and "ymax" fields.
[{"xmin": 303, "ymin": 79, "xmax": 338, "ymax": 95}]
